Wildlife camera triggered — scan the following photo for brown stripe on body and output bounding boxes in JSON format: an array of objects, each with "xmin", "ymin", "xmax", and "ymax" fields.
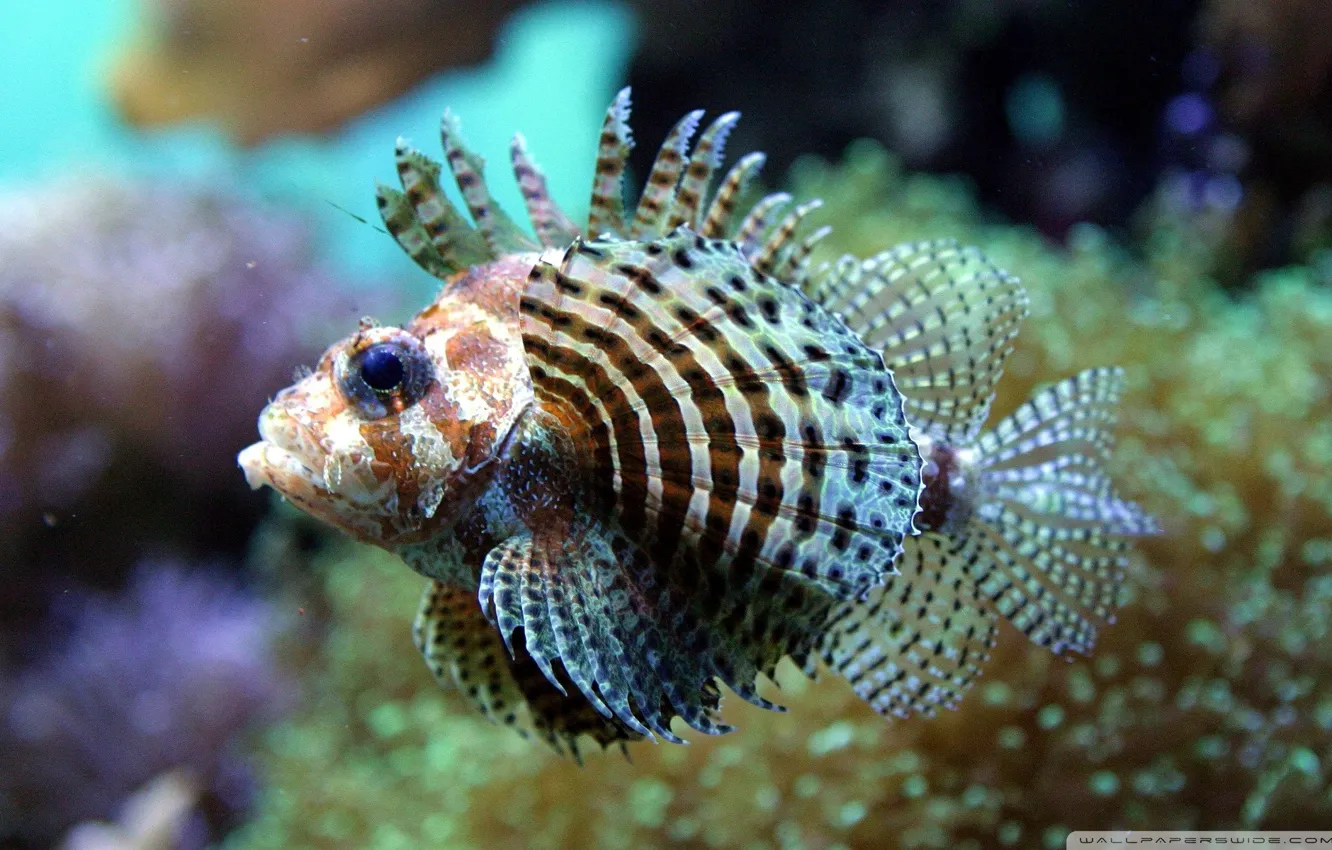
[
  {"xmin": 529, "ymin": 375, "xmax": 617, "ymax": 517},
  {"xmin": 521, "ymin": 331, "xmax": 650, "ymax": 536},
  {"xmin": 606, "ymin": 257, "xmax": 794, "ymax": 597},
  {"xmin": 523, "ymin": 305, "xmax": 695, "ymax": 564},
  {"xmin": 596, "ymin": 263, "xmax": 746, "ymax": 582}
]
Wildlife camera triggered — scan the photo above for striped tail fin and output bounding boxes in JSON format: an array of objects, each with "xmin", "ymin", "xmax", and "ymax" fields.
[
  {"xmin": 962, "ymin": 366, "xmax": 1159, "ymax": 656},
  {"xmin": 820, "ymin": 368, "xmax": 1157, "ymax": 720}
]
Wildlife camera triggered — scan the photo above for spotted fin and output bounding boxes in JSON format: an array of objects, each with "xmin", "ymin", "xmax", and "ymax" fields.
[
  {"xmin": 514, "ymin": 230, "xmax": 922, "ymax": 729},
  {"xmin": 810, "ymin": 240, "xmax": 1030, "ymax": 443},
  {"xmin": 587, "ymin": 87, "xmax": 635, "ymax": 238},
  {"xmin": 701, "ymin": 151, "xmax": 765, "ymax": 239},
  {"xmin": 413, "ymin": 581, "xmax": 641, "ymax": 759},
  {"xmin": 960, "ymin": 367, "xmax": 1159, "ymax": 656},
  {"xmin": 630, "ymin": 109, "xmax": 703, "ymax": 238},
  {"xmin": 818, "ymin": 533, "xmax": 997, "ymax": 718},
  {"xmin": 666, "ymin": 111, "xmax": 741, "ymax": 232},
  {"xmin": 476, "ymin": 524, "xmax": 730, "ymax": 741}
]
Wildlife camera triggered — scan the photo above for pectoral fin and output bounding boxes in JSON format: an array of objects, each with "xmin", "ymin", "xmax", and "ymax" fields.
[{"xmin": 413, "ymin": 580, "xmax": 642, "ymax": 759}]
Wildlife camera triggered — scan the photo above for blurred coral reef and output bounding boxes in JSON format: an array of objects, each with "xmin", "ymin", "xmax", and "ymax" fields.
[
  {"xmin": 110, "ymin": 0, "xmax": 525, "ymax": 144},
  {"xmin": 0, "ymin": 177, "xmax": 377, "ymax": 629},
  {"xmin": 59, "ymin": 770, "xmax": 201, "ymax": 850},
  {"xmin": 0, "ymin": 561, "xmax": 291, "ymax": 847},
  {"xmin": 220, "ymin": 144, "xmax": 1332, "ymax": 849}
]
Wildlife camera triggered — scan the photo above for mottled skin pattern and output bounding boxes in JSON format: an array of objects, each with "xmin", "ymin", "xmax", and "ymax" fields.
[
  {"xmin": 240, "ymin": 252, "xmax": 649, "ymax": 752},
  {"xmin": 241, "ymin": 255, "xmax": 534, "ymax": 554},
  {"xmin": 241, "ymin": 88, "xmax": 1159, "ymax": 756}
]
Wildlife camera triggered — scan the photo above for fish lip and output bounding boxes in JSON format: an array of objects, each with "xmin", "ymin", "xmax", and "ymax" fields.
[
  {"xmin": 238, "ymin": 406, "xmax": 328, "ymax": 493},
  {"xmin": 237, "ymin": 440, "xmax": 324, "ymax": 492}
]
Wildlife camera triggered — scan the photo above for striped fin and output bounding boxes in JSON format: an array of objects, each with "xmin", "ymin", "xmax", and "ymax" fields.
[
  {"xmin": 518, "ymin": 230, "xmax": 922, "ymax": 721},
  {"xmin": 389, "ymin": 141, "xmax": 493, "ymax": 274},
  {"xmin": 733, "ymin": 192, "xmax": 792, "ymax": 255},
  {"xmin": 667, "ymin": 111, "xmax": 740, "ymax": 231},
  {"xmin": 510, "ymin": 133, "xmax": 581, "ymax": 247},
  {"xmin": 811, "ymin": 240, "xmax": 1030, "ymax": 443},
  {"xmin": 413, "ymin": 581, "xmax": 640, "ymax": 758},
  {"xmin": 820, "ymin": 533, "xmax": 997, "ymax": 718},
  {"xmin": 439, "ymin": 111, "xmax": 540, "ymax": 257},
  {"xmin": 629, "ymin": 109, "xmax": 703, "ymax": 238},
  {"xmin": 772, "ymin": 224, "xmax": 833, "ymax": 286},
  {"xmin": 751, "ymin": 199, "xmax": 823, "ymax": 275},
  {"xmin": 587, "ymin": 87, "xmax": 635, "ymax": 238},
  {"xmin": 375, "ymin": 184, "xmax": 454, "ymax": 278},
  {"xmin": 701, "ymin": 151, "xmax": 765, "ymax": 238},
  {"xmin": 964, "ymin": 367, "xmax": 1160, "ymax": 656},
  {"xmin": 477, "ymin": 526, "xmax": 726, "ymax": 741}
]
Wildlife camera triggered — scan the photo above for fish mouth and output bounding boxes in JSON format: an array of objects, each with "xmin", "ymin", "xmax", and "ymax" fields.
[{"xmin": 237, "ymin": 406, "xmax": 327, "ymax": 496}]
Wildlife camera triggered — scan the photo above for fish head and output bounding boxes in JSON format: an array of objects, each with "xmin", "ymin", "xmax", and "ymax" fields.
[{"xmin": 238, "ymin": 259, "xmax": 535, "ymax": 547}]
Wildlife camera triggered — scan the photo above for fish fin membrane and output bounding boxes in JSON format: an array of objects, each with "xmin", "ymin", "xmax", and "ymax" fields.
[
  {"xmin": 510, "ymin": 132, "xmax": 581, "ymax": 248},
  {"xmin": 810, "ymin": 240, "xmax": 1031, "ymax": 443},
  {"xmin": 439, "ymin": 111, "xmax": 540, "ymax": 257},
  {"xmin": 517, "ymin": 230, "xmax": 925, "ymax": 723},
  {"xmin": 476, "ymin": 525, "xmax": 736, "ymax": 742},
  {"xmin": 576, "ymin": 90, "xmax": 825, "ymax": 286},
  {"xmin": 519, "ymin": 230, "xmax": 922, "ymax": 602},
  {"xmin": 967, "ymin": 366, "xmax": 1161, "ymax": 656},
  {"xmin": 820, "ymin": 532, "xmax": 998, "ymax": 718},
  {"xmin": 413, "ymin": 579, "xmax": 642, "ymax": 760}
]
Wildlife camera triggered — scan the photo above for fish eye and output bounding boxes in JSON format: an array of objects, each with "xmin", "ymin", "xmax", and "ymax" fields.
[
  {"xmin": 335, "ymin": 329, "xmax": 433, "ymax": 418},
  {"xmin": 359, "ymin": 344, "xmax": 406, "ymax": 392}
]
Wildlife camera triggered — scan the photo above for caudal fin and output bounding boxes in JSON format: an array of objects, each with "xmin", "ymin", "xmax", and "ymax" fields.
[{"xmin": 964, "ymin": 367, "xmax": 1160, "ymax": 656}]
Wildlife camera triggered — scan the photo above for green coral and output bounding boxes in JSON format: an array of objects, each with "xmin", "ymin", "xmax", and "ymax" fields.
[{"xmin": 226, "ymin": 141, "xmax": 1332, "ymax": 850}]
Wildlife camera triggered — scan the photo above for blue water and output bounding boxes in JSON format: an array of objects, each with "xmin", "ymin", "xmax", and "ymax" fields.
[{"xmin": 0, "ymin": 1, "xmax": 636, "ymax": 281}]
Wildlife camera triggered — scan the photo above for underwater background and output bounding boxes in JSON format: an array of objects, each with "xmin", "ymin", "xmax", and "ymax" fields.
[{"xmin": 1, "ymin": 0, "xmax": 1330, "ymax": 847}]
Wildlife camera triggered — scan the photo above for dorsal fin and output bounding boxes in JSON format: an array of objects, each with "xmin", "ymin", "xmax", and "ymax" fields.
[
  {"xmin": 439, "ymin": 111, "xmax": 540, "ymax": 257},
  {"xmin": 629, "ymin": 109, "xmax": 703, "ymax": 238},
  {"xmin": 587, "ymin": 87, "xmax": 635, "ymax": 237},
  {"xmin": 700, "ymin": 151, "xmax": 765, "ymax": 239},
  {"xmin": 667, "ymin": 111, "xmax": 741, "ymax": 232},
  {"xmin": 510, "ymin": 132, "xmax": 581, "ymax": 248}
]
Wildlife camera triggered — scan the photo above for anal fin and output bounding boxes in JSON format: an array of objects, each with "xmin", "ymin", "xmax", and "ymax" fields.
[{"xmin": 820, "ymin": 533, "xmax": 997, "ymax": 718}]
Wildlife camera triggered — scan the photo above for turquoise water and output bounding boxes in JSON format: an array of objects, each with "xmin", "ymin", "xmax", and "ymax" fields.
[{"xmin": 0, "ymin": 1, "xmax": 635, "ymax": 280}]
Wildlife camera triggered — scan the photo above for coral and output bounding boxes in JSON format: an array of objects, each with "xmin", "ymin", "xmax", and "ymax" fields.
[
  {"xmin": 0, "ymin": 560, "xmax": 291, "ymax": 846},
  {"xmin": 59, "ymin": 769, "xmax": 201, "ymax": 850},
  {"xmin": 224, "ymin": 143, "xmax": 1332, "ymax": 849},
  {"xmin": 0, "ymin": 177, "xmax": 374, "ymax": 620},
  {"xmin": 109, "ymin": 0, "xmax": 525, "ymax": 145}
]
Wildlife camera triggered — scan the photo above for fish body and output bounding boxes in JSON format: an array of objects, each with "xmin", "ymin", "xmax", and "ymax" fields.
[{"xmin": 239, "ymin": 89, "xmax": 1157, "ymax": 756}]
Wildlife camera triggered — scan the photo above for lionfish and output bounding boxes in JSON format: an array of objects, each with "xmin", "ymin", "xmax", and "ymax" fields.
[{"xmin": 238, "ymin": 89, "xmax": 1158, "ymax": 757}]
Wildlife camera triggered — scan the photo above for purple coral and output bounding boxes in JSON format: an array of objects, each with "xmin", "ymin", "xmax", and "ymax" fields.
[
  {"xmin": 0, "ymin": 559, "xmax": 291, "ymax": 845},
  {"xmin": 0, "ymin": 177, "xmax": 370, "ymax": 508},
  {"xmin": 0, "ymin": 176, "xmax": 389, "ymax": 619}
]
